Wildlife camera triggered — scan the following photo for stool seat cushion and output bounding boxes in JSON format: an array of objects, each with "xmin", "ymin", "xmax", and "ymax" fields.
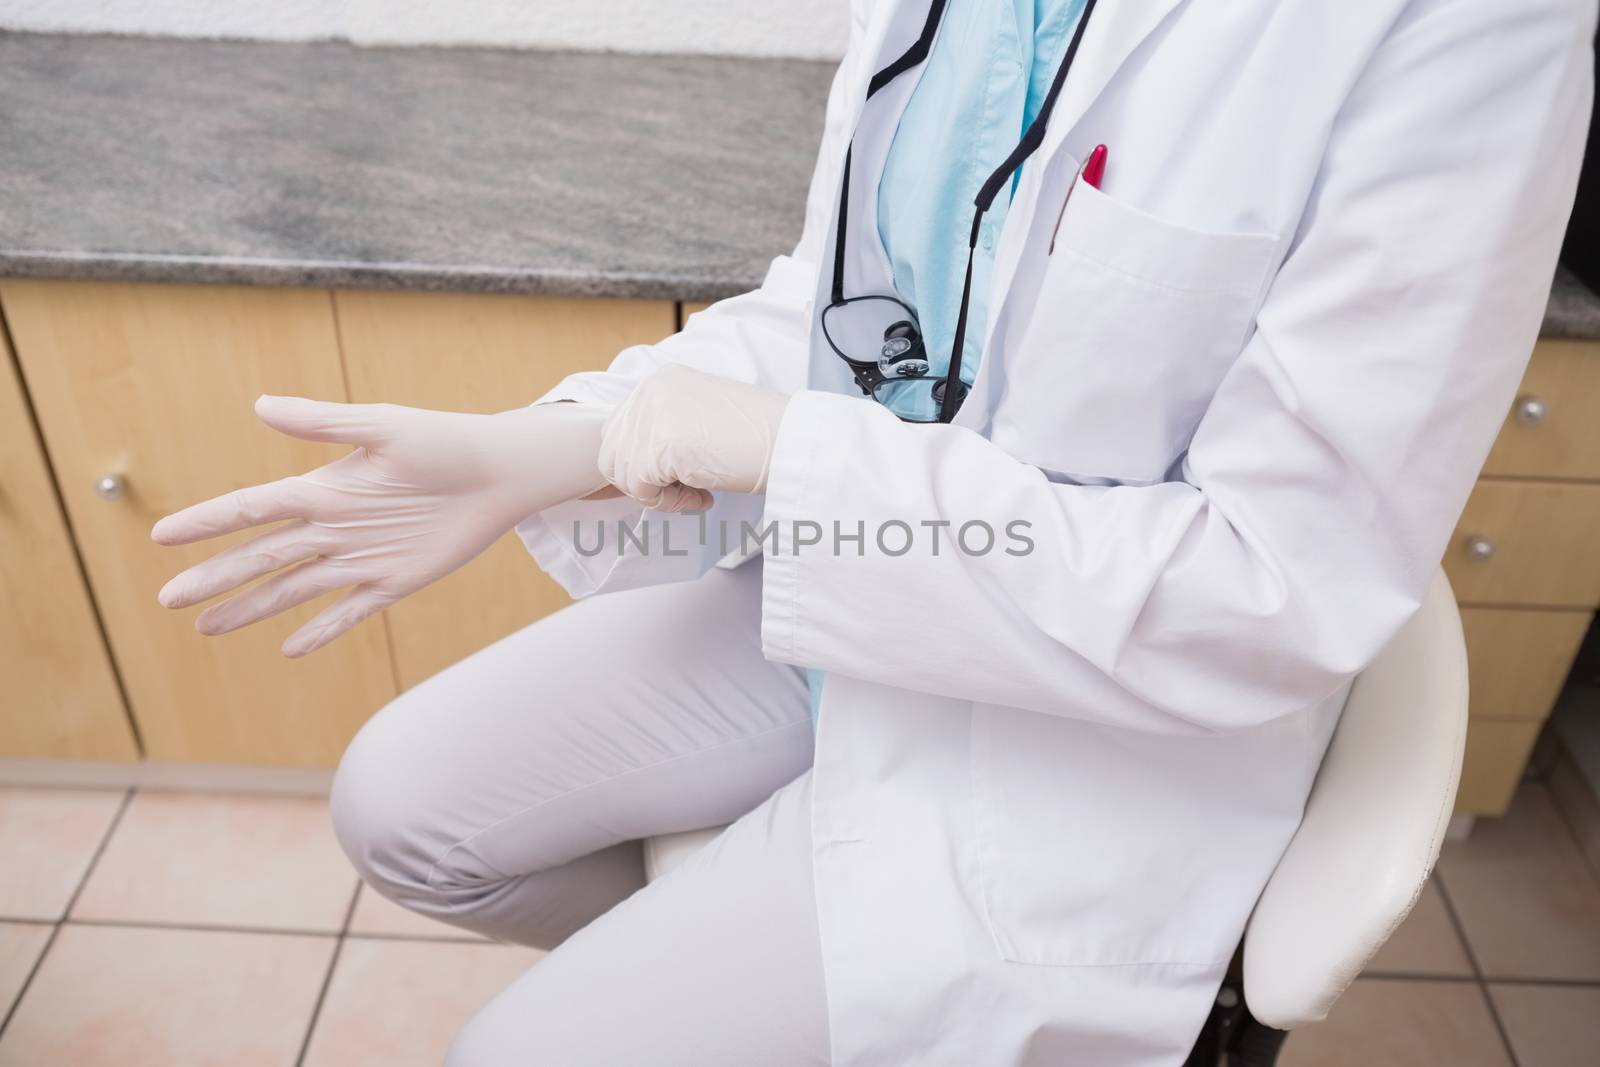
[{"xmin": 644, "ymin": 826, "xmax": 725, "ymax": 882}]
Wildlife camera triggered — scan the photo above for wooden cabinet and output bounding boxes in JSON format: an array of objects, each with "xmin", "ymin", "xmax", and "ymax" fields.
[
  {"xmin": 333, "ymin": 290, "xmax": 673, "ymax": 688},
  {"xmin": 1, "ymin": 281, "xmax": 397, "ymax": 767},
  {"xmin": 0, "ymin": 280, "xmax": 673, "ymax": 769},
  {"xmin": 0, "ymin": 323, "xmax": 138, "ymax": 760},
  {"xmin": 1450, "ymin": 338, "xmax": 1600, "ymax": 816},
  {"xmin": 1, "ymin": 279, "xmax": 1594, "ymax": 806}
]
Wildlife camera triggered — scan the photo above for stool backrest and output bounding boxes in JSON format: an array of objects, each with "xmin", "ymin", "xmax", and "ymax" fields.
[{"xmin": 1242, "ymin": 569, "xmax": 1468, "ymax": 1029}]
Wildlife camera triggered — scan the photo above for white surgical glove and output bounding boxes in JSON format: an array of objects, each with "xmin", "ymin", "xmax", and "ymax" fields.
[
  {"xmin": 597, "ymin": 364, "xmax": 791, "ymax": 513},
  {"xmin": 153, "ymin": 396, "xmax": 610, "ymax": 657}
]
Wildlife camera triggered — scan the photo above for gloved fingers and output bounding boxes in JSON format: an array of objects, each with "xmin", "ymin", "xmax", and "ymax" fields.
[
  {"xmin": 646, "ymin": 482, "xmax": 714, "ymax": 513},
  {"xmin": 157, "ymin": 522, "xmax": 337, "ymax": 609},
  {"xmin": 281, "ymin": 583, "xmax": 396, "ymax": 658},
  {"xmin": 151, "ymin": 476, "xmax": 317, "ymax": 546},
  {"xmin": 611, "ymin": 455, "xmax": 711, "ymax": 513},
  {"xmin": 598, "ymin": 409, "xmax": 707, "ymax": 512},
  {"xmin": 193, "ymin": 558, "xmax": 353, "ymax": 636},
  {"xmin": 254, "ymin": 394, "xmax": 397, "ymax": 447}
]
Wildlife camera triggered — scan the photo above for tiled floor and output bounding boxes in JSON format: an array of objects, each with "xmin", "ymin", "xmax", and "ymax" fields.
[
  {"xmin": 1, "ymin": 779, "xmax": 1597, "ymax": 1065},
  {"xmin": 0, "ymin": 788, "xmax": 541, "ymax": 1067}
]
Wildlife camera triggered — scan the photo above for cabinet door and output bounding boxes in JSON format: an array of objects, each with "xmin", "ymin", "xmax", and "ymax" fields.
[
  {"xmin": 333, "ymin": 290, "xmax": 674, "ymax": 688},
  {"xmin": 2, "ymin": 281, "xmax": 397, "ymax": 767},
  {"xmin": 0, "ymin": 323, "xmax": 138, "ymax": 760}
]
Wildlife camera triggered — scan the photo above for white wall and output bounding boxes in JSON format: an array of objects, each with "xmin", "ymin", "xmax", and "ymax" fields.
[{"xmin": 0, "ymin": 0, "xmax": 851, "ymax": 59}]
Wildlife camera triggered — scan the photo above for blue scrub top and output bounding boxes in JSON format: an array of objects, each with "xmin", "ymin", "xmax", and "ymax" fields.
[
  {"xmin": 875, "ymin": 0, "xmax": 1087, "ymax": 416},
  {"xmin": 808, "ymin": 0, "xmax": 1086, "ymax": 724}
]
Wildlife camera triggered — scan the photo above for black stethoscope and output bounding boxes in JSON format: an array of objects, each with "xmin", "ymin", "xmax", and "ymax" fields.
[{"xmin": 822, "ymin": 0, "xmax": 1103, "ymax": 424}]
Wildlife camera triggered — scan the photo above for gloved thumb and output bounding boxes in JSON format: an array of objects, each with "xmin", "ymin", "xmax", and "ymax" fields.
[{"xmin": 255, "ymin": 395, "xmax": 394, "ymax": 447}]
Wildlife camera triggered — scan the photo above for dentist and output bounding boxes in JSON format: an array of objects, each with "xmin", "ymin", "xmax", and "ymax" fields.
[{"xmin": 155, "ymin": 0, "xmax": 1594, "ymax": 1063}]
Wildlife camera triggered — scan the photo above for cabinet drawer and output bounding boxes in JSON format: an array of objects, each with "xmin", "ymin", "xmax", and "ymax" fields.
[
  {"xmin": 1455, "ymin": 719, "xmax": 1541, "ymax": 817},
  {"xmin": 1444, "ymin": 480, "xmax": 1600, "ymax": 607},
  {"xmin": 1460, "ymin": 607, "xmax": 1591, "ymax": 721},
  {"xmin": 1481, "ymin": 340, "xmax": 1600, "ymax": 480}
]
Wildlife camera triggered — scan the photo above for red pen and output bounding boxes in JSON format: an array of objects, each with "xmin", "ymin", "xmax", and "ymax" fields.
[
  {"xmin": 1049, "ymin": 144, "xmax": 1108, "ymax": 252},
  {"xmin": 1081, "ymin": 143, "xmax": 1108, "ymax": 189}
]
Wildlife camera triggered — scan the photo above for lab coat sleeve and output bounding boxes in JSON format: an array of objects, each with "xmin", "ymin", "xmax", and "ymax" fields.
[
  {"xmin": 759, "ymin": 0, "xmax": 1594, "ymax": 734},
  {"xmin": 516, "ymin": 4, "xmax": 873, "ymax": 595}
]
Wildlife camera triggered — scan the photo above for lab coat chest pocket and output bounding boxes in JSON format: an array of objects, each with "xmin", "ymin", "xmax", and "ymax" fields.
[{"xmin": 989, "ymin": 182, "xmax": 1278, "ymax": 485}]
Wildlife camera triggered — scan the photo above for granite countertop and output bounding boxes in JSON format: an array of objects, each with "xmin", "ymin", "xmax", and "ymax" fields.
[
  {"xmin": 0, "ymin": 32, "xmax": 831, "ymax": 302},
  {"xmin": 2, "ymin": 31, "xmax": 1597, "ymax": 335}
]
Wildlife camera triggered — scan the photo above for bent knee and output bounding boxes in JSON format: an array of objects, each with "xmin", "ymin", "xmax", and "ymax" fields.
[{"xmin": 330, "ymin": 696, "xmax": 453, "ymax": 902}]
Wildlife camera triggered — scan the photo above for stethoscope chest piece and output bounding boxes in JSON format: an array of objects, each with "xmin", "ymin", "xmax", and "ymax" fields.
[{"xmin": 879, "ymin": 320, "xmax": 930, "ymax": 377}]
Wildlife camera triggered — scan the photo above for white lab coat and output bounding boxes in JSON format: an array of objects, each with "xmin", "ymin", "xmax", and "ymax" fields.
[{"xmin": 518, "ymin": 1, "xmax": 1594, "ymax": 1063}]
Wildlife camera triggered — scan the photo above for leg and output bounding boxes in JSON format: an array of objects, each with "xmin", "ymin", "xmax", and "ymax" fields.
[
  {"xmin": 330, "ymin": 560, "xmax": 812, "ymax": 946},
  {"xmin": 447, "ymin": 772, "xmax": 828, "ymax": 1067}
]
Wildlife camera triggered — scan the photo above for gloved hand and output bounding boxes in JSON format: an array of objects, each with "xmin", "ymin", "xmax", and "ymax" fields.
[
  {"xmin": 597, "ymin": 364, "xmax": 791, "ymax": 513},
  {"xmin": 153, "ymin": 396, "xmax": 610, "ymax": 657}
]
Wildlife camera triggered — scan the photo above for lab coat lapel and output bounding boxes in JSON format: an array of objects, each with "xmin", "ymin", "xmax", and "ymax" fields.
[
  {"xmin": 1038, "ymin": 0, "xmax": 1187, "ymax": 163},
  {"xmin": 953, "ymin": 0, "xmax": 1188, "ymax": 431},
  {"xmin": 842, "ymin": 0, "xmax": 929, "ymax": 123}
]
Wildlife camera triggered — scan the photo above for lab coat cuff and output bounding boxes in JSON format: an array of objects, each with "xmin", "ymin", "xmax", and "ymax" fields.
[
  {"xmin": 514, "ymin": 495, "xmax": 644, "ymax": 599},
  {"xmin": 517, "ymin": 491, "xmax": 768, "ymax": 599}
]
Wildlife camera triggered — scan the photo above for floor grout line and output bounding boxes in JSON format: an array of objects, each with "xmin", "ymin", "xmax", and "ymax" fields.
[
  {"xmin": 1433, "ymin": 871, "xmax": 1521, "ymax": 1067},
  {"xmin": 0, "ymin": 923, "xmax": 61, "ymax": 1045},
  {"xmin": 340, "ymin": 931, "xmax": 499, "ymax": 945},
  {"xmin": 61, "ymin": 916, "xmax": 344, "ymax": 939},
  {"xmin": 0, "ymin": 912, "xmax": 495, "ymax": 946},
  {"xmin": 1476, "ymin": 974, "xmax": 1600, "ymax": 989},
  {"xmin": 292, "ymin": 878, "xmax": 363, "ymax": 1067},
  {"xmin": 1476, "ymin": 981, "xmax": 1520, "ymax": 1067},
  {"xmin": 1340, "ymin": 969, "xmax": 1600, "ymax": 988},
  {"xmin": 0, "ymin": 788, "xmax": 132, "ymax": 1045},
  {"xmin": 338, "ymin": 882, "xmax": 360, "ymax": 938},
  {"xmin": 59, "ymin": 788, "xmax": 133, "ymax": 921}
]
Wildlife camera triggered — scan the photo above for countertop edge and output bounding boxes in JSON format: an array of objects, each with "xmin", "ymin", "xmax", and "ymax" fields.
[
  {"xmin": 6, "ymin": 252, "xmax": 1597, "ymax": 340},
  {"xmin": 0, "ymin": 251, "xmax": 755, "ymax": 304}
]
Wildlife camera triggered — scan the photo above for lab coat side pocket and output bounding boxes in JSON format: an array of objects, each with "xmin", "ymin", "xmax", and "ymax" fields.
[
  {"xmin": 970, "ymin": 703, "xmax": 1305, "ymax": 969},
  {"xmin": 989, "ymin": 182, "xmax": 1278, "ymax": 486}
]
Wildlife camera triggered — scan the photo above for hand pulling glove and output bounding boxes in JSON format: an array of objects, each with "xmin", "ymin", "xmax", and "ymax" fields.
[
  {"xmin": 153, "ymin": 397, "xmax": 609, "ymax": 657},
  {"xmin": 597, "ymin": 364, "xmax": 791, "ymax": 514}
]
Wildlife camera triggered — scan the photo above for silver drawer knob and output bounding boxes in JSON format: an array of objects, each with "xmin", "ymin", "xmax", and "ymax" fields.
[
  {"xmin": 1514, "ymin": 395, "xmax": 1547, "ymax": 425},
  {"xmin": 94, "ymin": 473, "xmax": 125, "ymax": 501},
  {"xmin": 1464, "ymin": 536, "xmax": 1495, "ymax": 562}
]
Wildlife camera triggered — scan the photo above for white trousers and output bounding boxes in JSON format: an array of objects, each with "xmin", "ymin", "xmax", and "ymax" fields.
[{"xmin": 329, "ymin": 561, "xmax": 832, "ymax": 1065}]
